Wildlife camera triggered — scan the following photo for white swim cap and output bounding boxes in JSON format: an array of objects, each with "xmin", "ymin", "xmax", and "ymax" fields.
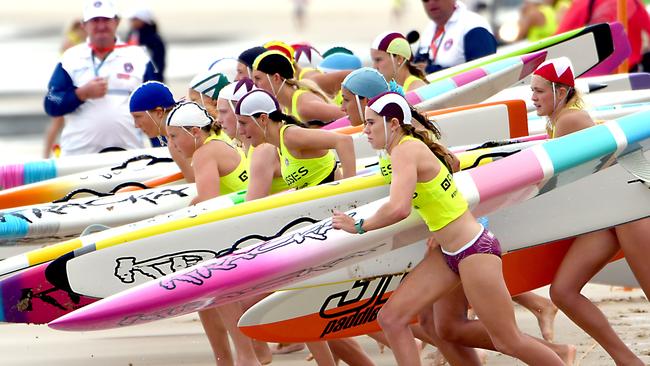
[{"xmin": 165, "ymin": 101, "xmax": 213, "ymax": 127}]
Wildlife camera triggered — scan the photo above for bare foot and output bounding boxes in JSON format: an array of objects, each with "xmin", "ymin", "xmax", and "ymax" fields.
[
  {"xmin": 272, "ymin": 343, "xmax": 305, "ymax": 355},
  {"xmin": 430, "ymin": 350, "xmax": 447, "ymax": 366},
  {"xmin": 558, "ymin": 344, "xmax": 576, "ymax": 366},
  {"xmin": 253, "ymin": 341, "xmax": 272, "ymax": 365},
  {"xmin": 536, "ymin": 302, "xmax": 559, "ymax": 342}
]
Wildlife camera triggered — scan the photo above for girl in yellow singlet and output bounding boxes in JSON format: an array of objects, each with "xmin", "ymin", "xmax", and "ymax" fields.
[
  {"xmin": 165, "ymin": 101, "xmax": 263, "ymax": 366},
  {"xmin": 216, "ymin": 78, "xmax": 256, "ymax": 148},
  {"xmin": 534, "ymin": 57, "xmax": 649, "ymax": 366},
  {"xmin": 236, "ymin": 89, "xmax": 356, "ymax": 199},
  {"xmin": 370, "ymin": 31, "xmax": 428, "ymax": 93},
  {"xmin": 332, "ymin": 92, "xmax": 566, "ymax": 366},
  {"xmin": 251, "ymin": 50, "xmax": 346, "ymax": 125},
  {"xmin": 237, "ymin": 89, "xmax": 370, "ymax": 365}
]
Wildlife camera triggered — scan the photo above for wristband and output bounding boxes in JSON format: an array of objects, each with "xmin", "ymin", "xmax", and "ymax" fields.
[{"xmin": 354, "ymin": 218, "xmax": 366, "ymax": 234}]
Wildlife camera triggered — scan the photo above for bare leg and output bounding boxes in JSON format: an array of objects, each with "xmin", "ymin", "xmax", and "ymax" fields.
[
  {"xmin": 434, "ymin": 286, "xmax": 574, "ymax": 364},
  {"xmin": 306, "ymin": 341, "xmax": 336, "ymax": 366},
  {"xmin": 459, "ymin": 254, "xmax": 565, "ymax": 365},
  {"xmin": 550, "ymin": 230, "xmax": 643, "ymax": 366},
  {"xmin": 512, "ymin": 292, "xmax": 558, "ymax": 341},
  {"xmin": 418, "ymin": 303, "xmax": 482, "ymax": 366},
  {"xmin": 252, "ymin": 340, "xmax": 272, "ymax": 365},
  {"xmin": 199, "ymin": 308, "xmax": 234, "ymax": 366},
  {"xmin": 43, "ymin": 116, "xmax": 64, "ymax": 158},
  {"xmin": 377, "ymin": 247, "xmax": 462, "ymax": 365},
  {"xmin": 218, "ymin": 302, "xmax": 262, "ymax": 366},
  {"xmin": 328, "ymin": 338, "xmax": 375, "ymax": 366},
  {"xmin": 240, "ymin": 294, "xmax": 273, "ymax": 364},
  {"xmin": 617, "ymin": 218, "xmax": 650, "ymax": 297}
]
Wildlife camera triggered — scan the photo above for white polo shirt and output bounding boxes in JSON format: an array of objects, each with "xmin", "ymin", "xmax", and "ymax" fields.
[
  {"xmin": 56, "ymin": 42, "xmax": 151, "ymax": 155},
  {"xmin": 419, "ymin": 2, "xmax": 493, "ymax": 69}
]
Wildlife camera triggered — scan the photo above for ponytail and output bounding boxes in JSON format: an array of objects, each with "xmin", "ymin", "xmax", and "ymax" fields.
[
  {"xmin": 200, "ymin": 115, "xmax": 222, "ymax": 136},
  {"xmin": 285, "ymin": 78, "xmax": 333, "ymax": 103},
  {"xmin": 402, "ymin": 107, "xmax": 455, "ymax": 172},
  {"xmin": 406, "ymin": 62, "xmax": 428, "ymax": 84},
  {"xmin": 563, "ymin": 84, "xmax": 584, "ymax": 110}
]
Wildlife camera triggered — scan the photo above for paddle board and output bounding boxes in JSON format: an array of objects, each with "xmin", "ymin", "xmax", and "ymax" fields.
[
  {"xmin": 348, "ymin": 99, "xmax": 529, "ymax": 157},
  {"xmin": 426, "ymin": 22, "xmax": 615, "ymax": 84},
  {"xmin": 0, "ymin": 184, "xmax": 197, "ymax": 242},
  {"xmin": 487, "ymin": 73, "xmax": 650, "ymax": 108},
  {"xmin": 0, "ymin": 141, "xmax": 539, "ymax": 324},
  {"xmin": 0, "ymin": 147, "xmax": 170, "ymax": 190},
  {"xmin": 414, "ymin": 52, "xmax": 546, "ymax": 112},
  {"xmin": 47, "ymin": 109, "xmax": 650, "ymax": 331},
  {"xmin": 42, "ymin": 140, "xmax": 541, "ymax": 299},
  {"xmin": 0, "ymin": 156, "xmax": 179, "ymax": 210},
  {"xmin": 528, "ymin": 102, "xmax": 650, "ymax": 143}
]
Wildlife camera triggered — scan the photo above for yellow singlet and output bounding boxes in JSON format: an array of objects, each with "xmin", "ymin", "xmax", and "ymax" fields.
[
  {"xmin": 379, "ymin": 135, "xmax": 467, "ymax": 231},
  {"xmin": 203, "ymin": 131, "xmax": 249, "ymax": 194}
]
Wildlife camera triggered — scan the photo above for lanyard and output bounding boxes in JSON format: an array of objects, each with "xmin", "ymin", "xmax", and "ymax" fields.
[
  {"xmin": 429, "ymin": 27, "xmax": 446, "ymax": 65},
  {"xmin": 90, "ymin": 42, "xmax": 127, "ymax": 77},
  {"xmin": 91, "ymin": 50, "xmax": 112, "ymax": 77}
]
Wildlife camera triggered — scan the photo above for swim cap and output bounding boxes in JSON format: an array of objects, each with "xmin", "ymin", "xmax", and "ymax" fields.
[
  {"xmin": 129, "ymin": 81, "xmax": 175, "ymax": 113},
  {"xmin": 235, "ymin": 89, "xmax": 280, "ymax": 116},
  {"xmin": 318, "ymin": 53, "xmax": 362, "ymax": 73},
  {"xmin": 367, "ymin": 91, "xmax": 412, "ymax": 125},
  {"xmin": 189, "ymin": 71, "xmax": 230, "ymax": 100},
  {"xmin": 218, "ymin": 78, "xmax": 256, "ymax": 102},
  {"xmin": 371, "ymin": 31, "xmax": 412, "ymax": 60},
  {"xmin": 533, "ymin": 57, "xmax": 575, "ymax": 87},
  {"xmin": 238, "ymin": 46, "xmax": 267, "ymax": 68},
  {"xmin": 207, "ymin": 57, "xmax": 239, "ymax": 81},
  {"xmin": 253, "ymin": 50, "xmax": 295, "ymax": 79},
  {"xmin": 322, "ymin": 46, "xmax": 354, "ymax": 58},
  {"xmin": 264, "ymin": 40, "xmax": 296, "ymax": 64},
  {"xmin": 166, "ymin": 101, "xmax": 213, "ymax": 128},
  {"xmin": 293, "ymin": 43, "xmax": 323, "ymax": 67},
  {"xmin": 341, "ymin": 67, "xmax": 389, "ymax": 98}
]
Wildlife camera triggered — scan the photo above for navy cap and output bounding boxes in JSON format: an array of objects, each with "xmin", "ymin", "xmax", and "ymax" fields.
[
  {"xmin": 238, "ymin": 46, "xmax": 268, "ymax": 68},
  {"xmin": 129, "ymin": 81, "xmax": 175, "ymax": 112}
]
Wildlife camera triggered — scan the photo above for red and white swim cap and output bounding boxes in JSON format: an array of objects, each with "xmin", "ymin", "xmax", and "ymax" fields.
[{"xmin": 533, "ymin": 57, "xmax": 575, "ymax": 87}]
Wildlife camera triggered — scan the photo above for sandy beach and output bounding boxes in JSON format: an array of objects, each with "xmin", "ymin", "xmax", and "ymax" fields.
[
  {"xmin": 0, "ymin": 1, "xmax": 649, "ymax": 365},
  {"xmin": 0, "ymin": 285, "xmax": 647, "ymax": 365}
]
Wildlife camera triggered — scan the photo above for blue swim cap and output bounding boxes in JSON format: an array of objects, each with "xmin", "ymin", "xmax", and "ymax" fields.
[
  {"xmin": 341, "ymin": 67, "xmax": 389, "ymax": 99},
  {"xmin": 129, "ymin": 81, "xmax": 176, "ymax": 113},
  {"xmin": 318, "ymin": 53, "xmax": 362, "ymax": 73}
]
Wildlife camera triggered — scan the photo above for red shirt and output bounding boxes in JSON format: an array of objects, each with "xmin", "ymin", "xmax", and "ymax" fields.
[{"xmin": 556, "ymin": 0, "xmax": 650, "ymax": 66}]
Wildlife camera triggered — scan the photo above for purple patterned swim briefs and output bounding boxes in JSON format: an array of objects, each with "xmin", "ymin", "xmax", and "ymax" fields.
[{"xmin": 442, "ymin": 228, "xmax": 502, "ymax": 274}]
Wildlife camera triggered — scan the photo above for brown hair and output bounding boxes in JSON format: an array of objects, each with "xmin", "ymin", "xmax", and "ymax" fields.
[{"xmin": 402, "ymin": 106, "xmax": 455, "ymax": 172}]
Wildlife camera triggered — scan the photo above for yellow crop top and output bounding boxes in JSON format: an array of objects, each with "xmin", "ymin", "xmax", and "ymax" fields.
[
  {"xmin": 203, "ymin": 132, "xmax": 249, "ymax": 194},
  {"xmin": 278, "ymin": 124, "xmax": 336, "ymax": 189},
  {"xmin": 379, "ymin": 136, "xmax": 467, "ymax": 231}
]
